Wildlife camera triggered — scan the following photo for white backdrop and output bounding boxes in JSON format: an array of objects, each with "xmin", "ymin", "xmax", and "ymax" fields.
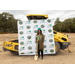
[{"xmin": 17, "ymin": 19, "xmax": 55, "ymax": 55}]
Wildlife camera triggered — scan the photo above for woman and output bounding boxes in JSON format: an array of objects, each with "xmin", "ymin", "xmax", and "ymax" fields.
[{"xmin": 36, "ymin": 28, "xmax": 44, "ymax": 60}]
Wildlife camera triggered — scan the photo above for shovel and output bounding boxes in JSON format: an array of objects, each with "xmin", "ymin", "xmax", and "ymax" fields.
[{"xmin": 34, "ymin": 35, "xmax": 40, "ymax": 61}]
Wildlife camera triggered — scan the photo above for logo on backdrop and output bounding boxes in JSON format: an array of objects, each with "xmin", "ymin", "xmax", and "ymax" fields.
[
  {"xmin": 27, "ymin": 40, "xmax": 32, "ymax": 44},
  {"xmin": 19, "ymin": 21, "xmax": 23, "ymax": 25},
  {"xmin": 26, "ymin": 20, "xmax": 31, "ymax": 24},
  {"xmin": 19, "ymin": 26, "xmax": 24, "ymax": 30},
  {"xmin": 42, "ymin": 29, "xmax": 46, "ymax": 33},
  {"xmin": 33, "ymin": 20, "xmax": 37, "ymax": 23},
  {"xmin": 20, "ymin": 52, "xmax": 25, "ymax": 54},
  {"xmin": 48, "ymin": 34, "xmax": 53, "ymax": 38},
  {"xmin": 26, "ymin": 25, "xmax": 31, "ymax": 29},
  {"xmin": 20, "ymin": 36, "xmax": 24, "ymax": 40},
  {"xmin": 47, "ymin": 19, "xmax": 51, "ymax": 23},
  {"xmin": 19, "ymin": 31, "xmax": 24, "ymax": 35},
  {"xmin": 29, "ymin": 51, "xmax": 33, "ymax": 53},
  {"xmin": 26, "ymin": 30, "xmax": 32, "ymax": 34},
  {"xmin": 34, "ymin": 25, "xmax": 38, "ymax": 28},
  {"xmin": 44, "ymin": 50, "xmax": 47, "ymax": 53},
  {"xmin": 40, "ymin": 19, "xmax": 45, "ymax": 23},
  {"xmin": 48, "ymin": 29, "xmax": 52, "ymax": 33},
  {"xmin": 50, "ymin": 49, "xmax": 54, "ymax": 53},
  {"xmin": 44, "ymin": 39, "xmax": 47, "ymax": 43},
  {"xmin": 49, "ymin": 44, "xmax": 54, "ymax": 48},
  {"xmin": 47, "ymin": 24, "xmax": 52, "ymax": 28},
  {"xmin": 20, "ymin": 41, "xmax": 24, "ymax": 45},
  {"xmin": 20, "ymin": 47, "xmax": 25, "ymax": 51},
  {"xmin": 41, "ymin": 24, "xmax": 45, "ymax": 28},
  {"xmin": 43, "ymin": 45, "xmax": 47, "ymax": 48},
  {"xmin": 34, "ymin": 30, "xmax": 38, "ymax": 33},
  {"xmin": 28, "ymin": 46, "xmax": 32, "ymax": 50},
  {"xmin": 27, "ymin": 36, "xmax": 31, "ymax": 39},
  {"xmin": 49, "ymin": 39, "xmax": 53, "ymax": 43}
]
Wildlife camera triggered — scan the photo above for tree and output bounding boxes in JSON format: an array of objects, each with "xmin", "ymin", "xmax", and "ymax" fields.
[
  {"xmin": 54, "ymin": 17, "xmax": 75, "ymax": 33},
  {"xmin": 64, "ymin": 18, "xmax": 72, "ymax": 33},
  {"xmin": 54, "ymin": 17, "xmax": 62, "ymax": 32},
  {"xmin": 71, "ymin": 18, "xmax": 75, "ymax": 32},
  {"xmin": 54, "ymin": 17, "xmax": 60, "ymax": 25},
  {"xmin": 0, "ymin": 12, "xmax": 19, "ymax": 33}
]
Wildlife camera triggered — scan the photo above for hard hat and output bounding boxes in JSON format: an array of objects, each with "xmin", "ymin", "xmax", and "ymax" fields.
[{"xmin": 38, "ymin": 27, "xmax": 41, "ymax": 30}]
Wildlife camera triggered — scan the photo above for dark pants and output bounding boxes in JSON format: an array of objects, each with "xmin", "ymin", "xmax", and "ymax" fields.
[{"xmin": 38, "ymin": 43, "xmax": 43, "ymax": 58}]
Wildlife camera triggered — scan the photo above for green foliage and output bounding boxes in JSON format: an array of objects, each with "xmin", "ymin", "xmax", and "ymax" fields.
[
  {"xmin": 0, "ymin": 12, "xmax": 19, "ymax": 33},
  {"xmin": 54, "ymin": 17, "xmax": 75, "ymax": 33}
]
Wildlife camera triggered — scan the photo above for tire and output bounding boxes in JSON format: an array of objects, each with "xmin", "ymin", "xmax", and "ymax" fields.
[
  {"xmin": 55, "ymin": 41, "xmax": 60, "ymax": 55},
  {"xmin": 9, "ymin": 50, "xmax": 19, "ymax": 55}
]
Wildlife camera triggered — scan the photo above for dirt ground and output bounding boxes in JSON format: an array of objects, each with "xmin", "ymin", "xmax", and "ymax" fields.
[{"xmin": 0, "ymin": 33, "xmax": 75, "ymax": 64}]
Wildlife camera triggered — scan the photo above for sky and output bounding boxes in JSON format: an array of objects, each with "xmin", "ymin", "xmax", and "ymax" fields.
[{"xmin": 0, "ymin": 10, "xmax": 75, "ymax": 21}]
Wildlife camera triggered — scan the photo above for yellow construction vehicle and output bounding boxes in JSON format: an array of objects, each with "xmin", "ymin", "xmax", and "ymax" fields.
[{"xmin": 2, "ymin": 14, "xmax": 71, "ymax": 55}]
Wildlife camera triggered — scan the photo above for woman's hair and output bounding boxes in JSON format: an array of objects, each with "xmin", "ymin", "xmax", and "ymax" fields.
[{"xmin": 37, "ymin": 30, "xmax": 42, "ymax": 35}]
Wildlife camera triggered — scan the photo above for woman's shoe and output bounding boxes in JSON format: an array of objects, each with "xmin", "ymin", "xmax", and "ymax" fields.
[{"xmin": 41, "ymin": 57, "xmax": 43, "ymax": 60}]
